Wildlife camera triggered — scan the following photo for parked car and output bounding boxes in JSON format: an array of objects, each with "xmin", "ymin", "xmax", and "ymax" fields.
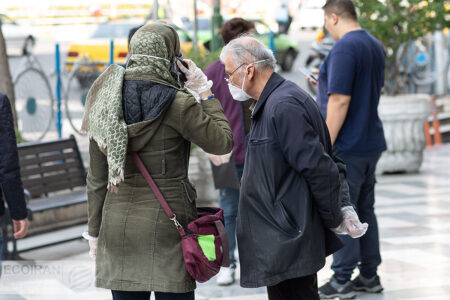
[
  {"xmin": 298, "ymin": 0, "xmax": 326, "ymax": 30},
  {"xmin": 183, "ymin": 18, "xmax": 299, "ymax": 71},
  {"xmin": 0, "ymin": 14, "xmax": 35, "ymax": 55},
  {"xmin": 183, "ymin": 18, "xmax": 214, "ymax": 49},
  {"xmin": 65, "ymin": 21, "xmax": 202, "ymax": 87}
]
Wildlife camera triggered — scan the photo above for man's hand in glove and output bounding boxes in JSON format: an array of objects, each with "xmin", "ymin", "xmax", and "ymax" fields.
[{"xmin": 332, "ymin": 206, "xmax": 368, "ymax": 238}]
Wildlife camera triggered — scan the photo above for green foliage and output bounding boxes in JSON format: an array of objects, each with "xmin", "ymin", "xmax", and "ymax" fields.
[
  {"xmin": 15, "ymin": 127, "xmax": 26, "ymax": 144},
  {"xmin": 353, "ymin": 0, "xmax": 450, "ymax": 95},
  {"xmin": 183, "ymin": 47, "xmax": 222, "ymax": 70}
]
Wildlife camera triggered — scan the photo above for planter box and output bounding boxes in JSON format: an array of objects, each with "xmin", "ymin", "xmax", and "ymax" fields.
[{"xmin": 377, "ymin": 94, "xmax": 431, "ymax": 174}]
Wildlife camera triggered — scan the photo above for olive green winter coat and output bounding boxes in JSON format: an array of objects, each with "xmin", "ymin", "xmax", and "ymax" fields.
[
  {"xmin": 87, "ymin": 91, "xmax": 232, "ymax": 292},
  {"xmin": 86, "ymin": 22, "xmax": 233, "ymax": 293}
]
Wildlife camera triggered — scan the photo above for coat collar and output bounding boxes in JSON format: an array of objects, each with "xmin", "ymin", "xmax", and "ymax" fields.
[{"xmin": 251, "ymin": 72, "xmax": 285, "ymax": 119}]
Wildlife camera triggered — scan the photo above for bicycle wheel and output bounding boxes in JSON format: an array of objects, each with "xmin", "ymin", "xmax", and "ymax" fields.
[
  {"xmin": 64, "ymin": 66, "xmax": 96, "ymax": 135},
  {"xmin": 14, "ymin": 67, "xmax": 54, "ymax": 142}
]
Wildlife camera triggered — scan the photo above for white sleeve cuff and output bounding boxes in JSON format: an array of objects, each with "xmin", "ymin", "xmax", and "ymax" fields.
[{"xmin": 82, "ymin": 231, "xmax": 98, "ymax": 241}]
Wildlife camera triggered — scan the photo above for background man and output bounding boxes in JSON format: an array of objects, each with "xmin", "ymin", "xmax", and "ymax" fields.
[{"xmin": 314, "ymin": 0, "xmax": 386, "ymax": 298}]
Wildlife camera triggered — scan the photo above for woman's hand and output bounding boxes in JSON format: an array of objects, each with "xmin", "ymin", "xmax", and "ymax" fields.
[
  {"xmin": 177, "ymin": 59, "xmax": 213, "ymax": 97},
  {"xmin": 82, "ymin": 232, "xmax": 99, "ymax": 259}
]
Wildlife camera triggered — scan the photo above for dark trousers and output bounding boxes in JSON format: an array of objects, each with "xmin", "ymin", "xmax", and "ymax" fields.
[
  {"xmin": 267, "ymin": 274, "xmax": 319, "ymax": 300},
  {"xmin": 331, "ymin": 151, "xmax": 382, "ymax": 283},
  {"xmin": 111, "ymin": 290, "xmax": 194, "ymax": 300}
]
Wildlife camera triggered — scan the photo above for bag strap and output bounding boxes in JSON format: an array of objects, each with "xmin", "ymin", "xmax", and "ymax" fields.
[
  {"xmin": 131, "ymin": 152, "xmax": 186, "ymax": 236},
  {"xmin": 214, "ymin": 220, "xmax": 230, "ymax": 267}
]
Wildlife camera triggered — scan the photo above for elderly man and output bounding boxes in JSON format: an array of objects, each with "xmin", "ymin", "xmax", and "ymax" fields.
[{"xmin": 219, "ymin": 36, "xmax": 366, "ymax": 299}]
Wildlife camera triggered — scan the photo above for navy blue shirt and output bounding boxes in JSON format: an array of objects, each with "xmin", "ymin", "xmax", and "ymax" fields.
[{"xmin": 316, "ymin": 29, "xmax": 387, "ymax": 155}]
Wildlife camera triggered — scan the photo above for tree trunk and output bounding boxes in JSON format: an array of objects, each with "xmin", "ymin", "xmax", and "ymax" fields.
[{"xmin": 0, "ymin": 22, "xmax": 17, "ymax": 127}]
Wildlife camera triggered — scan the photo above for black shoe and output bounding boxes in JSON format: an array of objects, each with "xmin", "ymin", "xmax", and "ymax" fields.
[
  {"xmin": 352, "ymin": 274, "xmax": 384, "ymax": 293},
  {"xmin": 319, "ymin": 277, "xmax": 356, "ymax": 299}
]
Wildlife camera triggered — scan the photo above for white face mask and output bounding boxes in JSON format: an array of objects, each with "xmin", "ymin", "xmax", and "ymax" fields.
[{"xmin": 228, "ymin": 59, "xmax": 268, "ymax": 102}]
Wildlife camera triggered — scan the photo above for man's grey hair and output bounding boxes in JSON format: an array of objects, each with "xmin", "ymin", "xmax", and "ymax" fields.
[{"xmin": 220, "ymin": 36, "xmax": 277, "ymax": 71}]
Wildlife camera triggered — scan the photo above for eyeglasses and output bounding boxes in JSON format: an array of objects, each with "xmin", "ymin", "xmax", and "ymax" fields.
[{"xmin": 224, "ymin": 63, "xmax": 247, "ymax": 83}]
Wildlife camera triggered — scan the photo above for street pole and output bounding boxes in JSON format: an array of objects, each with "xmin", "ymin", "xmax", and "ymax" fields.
[
  {"xmin": 110, "ymin": 39, "xmax": 114, "ymax": 65},
  {"xmin": 434, "ymin": 31, "xmax": 448, "ymax": 96},
  {"xmin": 153, "ymin": 0, "xmax": 159, "ymax": 21},
  {"xmin": 210, "ymin": 0, "xmax": 222, "ymax": 52},
  {"xmin": 193, "ymin": 0, "xmax": 198, "ymax": 52},
  {"xmin": 55, "ymin": 43, "xmax": 62, "ymax": 139}
]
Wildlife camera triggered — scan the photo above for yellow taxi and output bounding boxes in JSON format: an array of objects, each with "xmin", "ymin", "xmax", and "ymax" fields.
[{"xmin": 65, "ymin": 21, "xmax": 204, "ymax": 87}]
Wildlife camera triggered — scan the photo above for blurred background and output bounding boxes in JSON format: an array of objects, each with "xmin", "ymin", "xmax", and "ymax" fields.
[{"xmin": 1, "ymin": 1, "xmax": 450, "ymax": 299}]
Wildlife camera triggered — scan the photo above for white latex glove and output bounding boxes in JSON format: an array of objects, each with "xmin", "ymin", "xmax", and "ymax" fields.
[
  {"xmin": 82, "ymin": 232, "xmax": 99, "ymax": 259},
  {"xmin": 331, "ymin": 206, "xmax": 368, "ymax": 238},
  {"xmin": 176, "ymin": 59, "xmax": 213, "ymax": 100},
  {"xmin": 207, "ymin": 152, "xmax": 232, "ymax": 166}
]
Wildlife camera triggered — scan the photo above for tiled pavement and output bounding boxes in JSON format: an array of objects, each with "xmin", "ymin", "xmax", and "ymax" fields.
[{"xmin": 1, "ymin": 144, "xmax": 450, "ymax": 299}]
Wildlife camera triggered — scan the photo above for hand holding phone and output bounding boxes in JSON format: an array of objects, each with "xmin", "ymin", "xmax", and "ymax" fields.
[
  {"xmin": 170, "ymin": 57, "xmax": 188, "ymax": 85},
  {"xmin": 176, "ymin": 59, "xmax": 212, "ymax": 97},
  {"xmin": 299, "ymin": 67, "xmax": 318, "ymax": 84}
]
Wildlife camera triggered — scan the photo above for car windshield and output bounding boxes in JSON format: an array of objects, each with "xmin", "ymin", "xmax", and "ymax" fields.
[
  {"xmin": 184, "ymin": 19, "xmax": 211, "ymax": 31},
  {"xmin": 91, "ymin": 23, "xmax": 139, "ymax": 38}
]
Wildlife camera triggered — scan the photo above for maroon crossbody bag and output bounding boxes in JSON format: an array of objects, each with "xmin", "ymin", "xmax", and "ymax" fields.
[{"xmin": 132, "ymin": 152, "xmax": 230, "ymax": 282}]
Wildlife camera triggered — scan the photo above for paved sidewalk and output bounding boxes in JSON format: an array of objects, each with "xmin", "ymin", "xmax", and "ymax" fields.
[{"xmin": 1, "ymin": 145, "xmax": 450, "ymax": 299}]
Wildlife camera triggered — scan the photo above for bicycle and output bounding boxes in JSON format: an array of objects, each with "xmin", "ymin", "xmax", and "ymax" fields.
[
  {"xmin": 393, "ymin": 36, "xmax": 436, "ymax": 94},
  {"xmin": 13, "ymin": 53, "xmax": 101, "ymax": 141},
  {"xmin": 13, "ymin": 54, "xmax": 55, "ymax": 142},
  {"xmin": 64, "ymin": 58, "xmax": 100, "ymax": 135}
]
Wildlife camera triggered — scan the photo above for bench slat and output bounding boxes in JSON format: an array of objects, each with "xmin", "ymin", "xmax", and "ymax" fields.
[
  {"xmin": 28, "ymin": 188, "xmax": 87, "ymax": 212},
  {"xmin": 19, "ymin": 151, "xmax": 79, "ymax": 168},
  {"xmin": 23, "ymin": 169, "xmax": 84, "ymax": 187},
  {"xmin": 18, "ymin": 139, "xmax": 77, "ymax": 156},
  {"xmin": 20, "ymin": 161, "xmax": 81, "ymax": 177},
  {"xmin": 27, "ymin": 179, "xmax": 86, "ymax": 197}
]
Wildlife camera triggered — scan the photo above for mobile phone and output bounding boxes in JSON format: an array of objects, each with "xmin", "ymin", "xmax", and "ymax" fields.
[
  {"xmin": 177, "ymin": 57, "xmax": 189, "ymax": 70},
  {"xmin": 299, "ymin": 67, "xmax": 318, "ymax": 83},
  {"xmin": 170, "ymin": 57, "xmax": 188, "ymax": 86}
]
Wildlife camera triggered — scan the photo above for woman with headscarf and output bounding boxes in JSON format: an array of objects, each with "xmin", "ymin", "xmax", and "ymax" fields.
[{"xmin": 82, "ymin": 22, "xmax": 233, "ymax": 300}]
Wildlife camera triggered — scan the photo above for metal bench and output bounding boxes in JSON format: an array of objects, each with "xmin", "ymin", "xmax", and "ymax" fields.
[{"xmin": 1, "ymin": 135, "xmax": 87, "ymax": 259}]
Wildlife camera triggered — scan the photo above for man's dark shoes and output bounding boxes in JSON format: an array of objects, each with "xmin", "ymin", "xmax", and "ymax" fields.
[
  {"xmin": 319, "ymin": 277, "xmax": 356, "ymax": 299},
  {"xmin": 352, "ymin": 274, "xmax": 384, "ymax": 293}
]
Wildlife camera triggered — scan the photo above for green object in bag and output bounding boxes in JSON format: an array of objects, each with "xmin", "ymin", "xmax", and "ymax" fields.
[{"xmin": 197, "ymin": 235, "xmax": 216, "ymax": 261}]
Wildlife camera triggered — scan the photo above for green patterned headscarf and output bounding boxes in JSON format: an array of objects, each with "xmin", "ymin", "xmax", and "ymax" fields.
[
  {"xmin": 81, "ymin": 21, "xmax": 182, "ymax": 186},
  {"xmin": 125, "ymin": 22, "xmax": 181, "ymax": 87}
]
